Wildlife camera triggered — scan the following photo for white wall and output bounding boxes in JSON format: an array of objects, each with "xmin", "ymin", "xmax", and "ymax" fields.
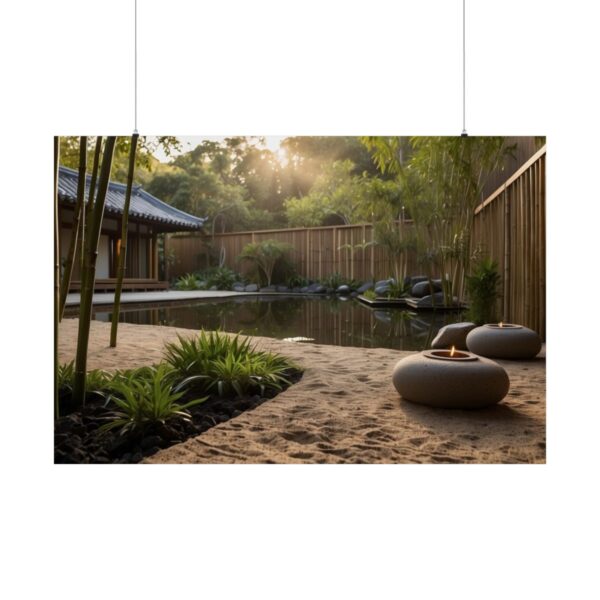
[{"xmin": 59, "ymin": 228, "xmax": 110, "ymax": 279}]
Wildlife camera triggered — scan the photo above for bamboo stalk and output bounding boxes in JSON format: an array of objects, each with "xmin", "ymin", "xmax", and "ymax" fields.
[
  {"xmin": 54, "ymin": 137, "xmax": 61, "ymax": 419},
  {"xmin": 72, "ymin": 136, "xmax": 116, "ymax": 407},
  {"xmin": 58, "ymin": 136, "xmax": 87, "ymax": 320},
  {"xmin": 86, "ymin": 136, "xmax": 103, "ymax": 223},
  {"xmin": 110, "ymin": 134, "xmax": 139, "ymax": 347}
]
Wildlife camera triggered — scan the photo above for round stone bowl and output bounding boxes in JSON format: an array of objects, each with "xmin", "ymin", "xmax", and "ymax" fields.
[
  {"xmin": 392, "ymin": 349, "xmax": 509, "ymax": 409},
  {"xmin": 466, "ymin": 323, "xmax": 542, "ymax": 359}
]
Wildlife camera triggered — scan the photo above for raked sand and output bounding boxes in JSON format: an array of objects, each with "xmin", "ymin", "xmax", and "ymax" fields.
[{"xmin": 58, "ymin": 319, "xmax": 546, "ymax": 464}]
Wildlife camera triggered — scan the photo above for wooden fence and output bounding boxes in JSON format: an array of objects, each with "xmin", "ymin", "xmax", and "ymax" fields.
[
  {"xmin": 472, "ymin": 145, "xmax": 546, "ymax": 338},
  {"xmin": 168, "ymin": 221, "xmax": 420, "ymax": 283}
]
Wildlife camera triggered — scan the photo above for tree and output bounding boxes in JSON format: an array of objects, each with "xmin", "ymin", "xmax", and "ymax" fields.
[
  {"xmin": 59, "ymin": 136, "xmax": 180, "ymax": 185},
  {"xmin": 239, "ymin": 240, "xmax": 294, "ymax": 287},
  {"xmin": 284, "ymin": 160, "xmax": 400, "ymax": 227},
  {"xmin": 362, "ymin": 136, "xmax": 514, "ymax": 305}
]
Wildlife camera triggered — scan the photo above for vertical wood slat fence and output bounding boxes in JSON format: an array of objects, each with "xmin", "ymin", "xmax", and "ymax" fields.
[
  {"xmin": 167, "ymin": 145, "xmax": 546, "ymax": 338},
  {"xmin": 168, "ymin": 222, "xmax": 420, "ymax": 284},
  {"xmin": 472, "ymin": 145, "xmax": 546, "ymax": 338}
]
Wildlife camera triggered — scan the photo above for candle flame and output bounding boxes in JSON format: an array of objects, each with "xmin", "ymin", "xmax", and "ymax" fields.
[
  {"xmin": 499, "ymin": 321, "xmax": 503, "ymax": 328},
  {"xmin": 450, "ymin": 345, "xmax": 456, "ymax": 357}
]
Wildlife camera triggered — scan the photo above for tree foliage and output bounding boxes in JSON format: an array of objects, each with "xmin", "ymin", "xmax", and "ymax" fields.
[
  {"xmin": 284, "ymin": 160, "xmax": 401, "ymax": 227},
  {"xmin": 362, "ymin": 136, "xmax": 514, "ymax": 304}
]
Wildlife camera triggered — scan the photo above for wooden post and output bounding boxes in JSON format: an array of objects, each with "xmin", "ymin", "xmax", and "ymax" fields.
[
  {"xmin": 503, "ymin": 189, "xmax": 511, "ymax": 322},
  {"xmin": 164, "ymin": 233, "xmax": 170, "ymax": 281},
  {"xmin": 152, "ymin": 231, "xmax": 159, "ymax": 279},
  {"xmin": 306, "ymin": 229, "xmax": 310, "ymax": 280}
]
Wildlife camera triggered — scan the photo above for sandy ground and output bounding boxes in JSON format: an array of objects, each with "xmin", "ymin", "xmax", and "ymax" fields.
[{"xmin": 58, "ymin": 319, "xmax": 546, "ymax": 464}]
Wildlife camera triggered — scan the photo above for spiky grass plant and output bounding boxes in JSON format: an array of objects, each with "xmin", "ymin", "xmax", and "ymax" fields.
[
  {"xmin": 164, "ymin": 331, "xmax": 299, "ymax": 398},
  {"xmin": 101, "ymin": 364, "xmax": 208, "ymax": 435},
  {"xmin": 57, "ymin": 361, "xmax": 112, "ymax": 396},
  {"xmin": 174, "ymin": 273, "xmax": 201, "ymax": 290}
]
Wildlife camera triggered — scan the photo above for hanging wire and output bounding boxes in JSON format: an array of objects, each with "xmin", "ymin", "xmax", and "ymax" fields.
[
  {"xmin": 461, "ymin": 0, "xmax": 467, "ymax": 136},
  {"xmin": 134, "ymin": 0, "xmax": 138, "ymax": 134}
]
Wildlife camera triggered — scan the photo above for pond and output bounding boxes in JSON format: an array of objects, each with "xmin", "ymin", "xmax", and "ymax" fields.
[{"xmin": 90, "ymin": 295, "xmax": 465, "ymax": 351}]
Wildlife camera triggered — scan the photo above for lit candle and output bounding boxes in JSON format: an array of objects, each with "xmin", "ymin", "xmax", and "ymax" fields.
[{"xmin": 424, "ymin": 347, "xmax": 477, "ymax": 361}]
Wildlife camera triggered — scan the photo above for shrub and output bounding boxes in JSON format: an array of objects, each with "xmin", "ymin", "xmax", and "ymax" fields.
[
  {"xmin": 196, "ymin": 266, "xmax": 241, "ymax": 290},
  {"xmin": 57, "ymin": 361, "xmax": 112, "ymax": 397},
  {"xmin": 174, "ymin": 273, "xmax": 201, "ymax": 291},
  {"xmin": 102, "ymin": 364, "xmax": 208, "ymax": 435},
  {"xmin": 384, "ymin": 279, "xmax": 411, "ymax": 299},
  {"xmin": 286, "ymin": 274, "xmax": 308, "ymax": 288},
  {"xmin": 163, "ymin": 330, "xmax": 299, "ymax": 398},
  {"xmin": 320, "ymin": 272, "xmax": 360, "ymax": 290},
  {"xmin": 466, "ymin": 257, "xmax": 501, "ymax": 324},
  {"xmin": 239, "ymin": 240, "xmax": 294, "ymax": 287},
  {"xmin": 362, "ymin": 289, "xmax": 377, "ymax": 300}
]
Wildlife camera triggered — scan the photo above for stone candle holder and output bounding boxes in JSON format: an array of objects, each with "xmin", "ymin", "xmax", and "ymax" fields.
[
  {"xmin": 392, "ymin": 348, "xmax": 509, "ymax": 409},
  {"xmin": 466, "ymin": 323, "xmax": 542, "ymax": 359}
]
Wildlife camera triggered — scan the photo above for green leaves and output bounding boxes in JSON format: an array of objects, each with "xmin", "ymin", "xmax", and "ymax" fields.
[
  {"xmin": 174, "ymin": 273, "xmax": 202, "ymax": 290},
  {"xmin": 239, "ymin": 240, "xmax": 294, "ymax": 287},
  {"xmin": 101, "ymin": 364, "xmax": 208, "ymax": 436},
  {"xmin": 163, "ymin": 330, "xmax": 299, "ymax": 398},
  {"xmin": 466, "ymin": 258, "xmax": 501, "ymax": 325}
]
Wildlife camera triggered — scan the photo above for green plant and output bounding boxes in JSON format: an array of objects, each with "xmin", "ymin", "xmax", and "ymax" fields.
[
  {"xmin": 102, "ymin": 364, "xmax": 208, "ymax": 435},
  {"xmin": 164, "ymin": 331, "xmax": 254, "ymax": 375},
  {"xmin": 385, "ymin": 279, "xmax": 411, "ymax": 299},
  {"xmin": 174, "ymin": 273, "xmax": 201, "ymax": 290},
  {"xmin": 286, "ymin": 274, "xmax": 308, "ymax": 288},
  {"xmin": 465, "ymin": 257, "xmax": 501, "ymax": 325},
  {"xmin": 206, "ymin": 353, "xmax": 293, "ymax": 397},
  {"xmin": 320, "ymin": 272, "xmax": 348, "ymax": 289},
  {"xmin": 196, "ymin": 266, "xmax": 241, "ymax": 290},
  {"xmin": 239, "ymin": 240, "xmax": 294, "ymax": 287},
  {"xmin": 362, "ymin": 289, "xmax": 377, "ymax": 300},
  {"xmin": 163, "ymin": 331, "xmax": 299, "ymax": 398},
  {"xmin": 57, "ymin": 361, "xmax": 112, "ymax": 398}
]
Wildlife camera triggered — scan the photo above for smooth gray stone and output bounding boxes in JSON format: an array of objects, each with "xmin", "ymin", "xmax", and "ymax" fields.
[
  {"xmin": 415, "ymin": 292, "xmax": 457, "ymax": 308},
  {"xmin": 411, "ymin": 280, "xmax": 442, "ymax": 298},
  {"xmin": 410, "ymin": 275, "xmax": 429, "ymax": 285},
  {"xmin": 466, "ymin": 324, "xmax": 542, "ymax": 359},
  {"xmin": 300, "ymin": 286, "xmax": 309, "ymax": 293},
  {"xmin": 375, "ymin": 278, "xmax": 394, "ymax": 288},
  {"xmin": 336, "ymin": 284, "xmax": 350, "ymax": 294},
  {"xmin": 392, "ymin": 351, "xmax": 509, "ymax": 409},
  {"xmin": 431, "ymin": 322, "xmax": 477, "ymax": 350},
  {"xmin": 232, "ymin": 283, "xmax": 245, "ymax": 292},
  {"xmin": 374, "ymin": 285, "xmax": 390, "ymax": 296},
  {"xmin": 260, "ymin": 286, "xmax": 276, "ymax": 292},
  {"xmin": 244, "ymin": 283, "xmax": 258, "ymax": 292},
  {"xmin": 357, "ymin": 282, "xmax": 374, "ymax": 293},
  {"xmin": 209, "ymin": 285, "xmax": 218, "ymax": 291},
  {"xmin": 276, "ymin": 285, "xmax": 289, "ymax": 292}
]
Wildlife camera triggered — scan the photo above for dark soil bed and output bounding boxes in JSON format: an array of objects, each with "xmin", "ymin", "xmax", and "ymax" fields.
[{"xmin": 55, "ymin": 372, "xmax": 302, "ymax": 464}]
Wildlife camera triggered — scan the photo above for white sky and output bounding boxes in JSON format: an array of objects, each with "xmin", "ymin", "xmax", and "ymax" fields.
[{"xmin": 150, "ymin": 135, "xmax": 286, "ymax": 163}]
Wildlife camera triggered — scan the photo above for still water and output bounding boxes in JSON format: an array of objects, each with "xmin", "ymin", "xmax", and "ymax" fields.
[{"xmin": 92, "ymin": 296, "xmax": 464, "ymax": 351}]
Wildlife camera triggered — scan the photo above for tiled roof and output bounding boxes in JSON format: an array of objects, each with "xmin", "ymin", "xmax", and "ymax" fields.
[{"xmin": 58, "ymin": 166, "xmax": 206, "ymax": 231}]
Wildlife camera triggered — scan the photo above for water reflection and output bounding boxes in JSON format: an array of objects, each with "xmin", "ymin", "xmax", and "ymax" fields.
[{"xmin": 92, "ymin": 296, "xmax": 464, "ymax": 351}]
